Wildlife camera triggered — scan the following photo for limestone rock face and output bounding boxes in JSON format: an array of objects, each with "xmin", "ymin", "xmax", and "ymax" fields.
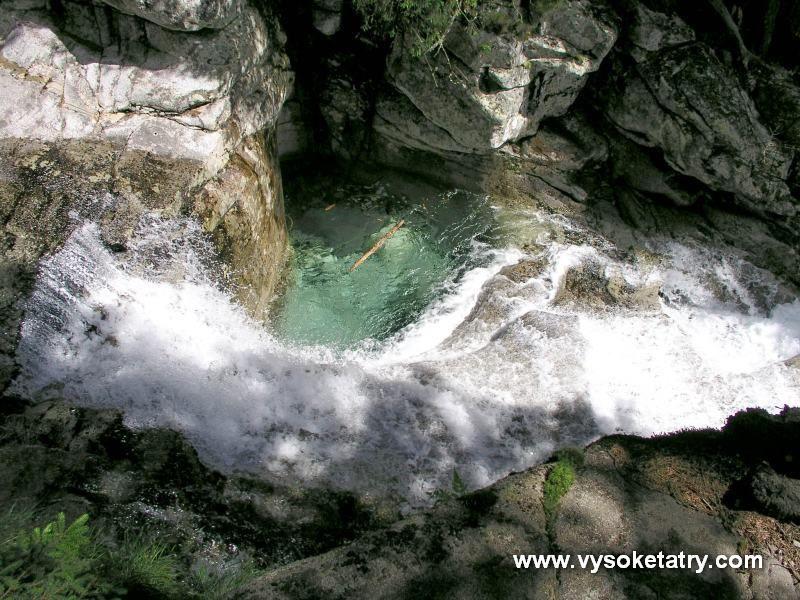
[
  {"xmin": 381, "ymin": 0, "xmax": 617, "ymax": 154},
  {"xmin": 194, "ymin": 131, "xmax": 287, "ymax": 317},
  {"xmin": 0, "ymin": 0, "xmax": 292, "ymax": 390},
  {"xmin": 368, "ymin": 0, "xmax": 800, "ymax": 289},
  {"xmin": 0, "ymin": 3, "xmax": 290, "ymax": 147},
  {"xmin": 605, "ymin": 42, "xmax": 795, "ymax": 217},
  {"xmin": 625, "ymin": 2, "xmax": 694, "ymax": 62},
  {"xmin": 99, "ymin": 0, "xmax": 244, "ymax": 31}
]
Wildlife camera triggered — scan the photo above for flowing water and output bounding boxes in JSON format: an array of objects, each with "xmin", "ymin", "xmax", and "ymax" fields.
[
  {"xmin": 11, "ymin": 177, "xmax": 800, "ymax": 507},
  {"xmin": 273, "ymin": 184, "xmax": 499, "ymax": 348}
]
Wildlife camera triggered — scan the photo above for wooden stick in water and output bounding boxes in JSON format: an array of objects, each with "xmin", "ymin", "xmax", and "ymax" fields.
[{"xmin": 349, "ymin": 219, "xmax": 405, "ymax": 272}]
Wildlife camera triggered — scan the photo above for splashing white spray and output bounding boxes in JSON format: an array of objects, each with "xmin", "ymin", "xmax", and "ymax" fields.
[{"xmin": 11, "ymin": 208, "xmax": 800, "ymax": 506}]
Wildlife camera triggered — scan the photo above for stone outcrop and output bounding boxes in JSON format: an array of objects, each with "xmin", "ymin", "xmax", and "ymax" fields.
[
  {"xmin": 605, "ymin": 42, "xmax": 794, "ymax": 218},
  {"xmin": 377, "ymin": 0, "xmax": 618, "ymax": 154},
  {"xmin": 2, "ymin": 394, "xmax": 798, "ymax": 599},
  {"xmin": 743, "ymin": 464, "xmax": 800, "ymax": 524},
  {"xmin": 0, "ymin": 396, "xmax": 392, "ymax": 571},
  {"xmin": 0, "ymin": 0, "xmax": 292, "ymax": 389},
  {"xmin": 553, "ymin": 260, "xmax": 661, "ymax": 311},
  {"xmin": 239, "ymin": 408, "xmax": 800, "ymax": 599}
]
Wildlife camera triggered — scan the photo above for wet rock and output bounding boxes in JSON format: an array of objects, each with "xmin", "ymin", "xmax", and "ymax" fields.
[
  {"xmin": 319, "ymin": 65, "xmax": 371, "ymax": 160},
  {"xmin": 499, "ymin": 256, "xmax": 548, "ymax": 283},
  {"xmin": 238, "ymin": 475, "xmax": 553, "ymax": 600},
  {"xmin": 499, "ymin": 114, "xmax": 610, "ymax": 203},
  {"xmin": 610, "ymin": 136, "xmax": 698, "ymax": 208},
  {"xmin": 374, "ymin": 105, "xmax": 609, "ymax": 204},
  {"xmin": 553, "ymin": 261, "xmax": 661, "ymax": 311},
  {"xmin": 0, "ymin": 398, "xmax": 390, "ymax": 568},
  {"xmin": 194, "ymin": 131, "xmax": 288, "ymax": 317},
  {"xmin": 239, "ymin": 434, "xmax": 796, "ymax": 599},
  {"xmin": 0, "ymin": 0, "xmax": 293, "ymax": 385},
  {"xmin": 518, "ymin": 310, "xmax": 578, "ymax": 338}
]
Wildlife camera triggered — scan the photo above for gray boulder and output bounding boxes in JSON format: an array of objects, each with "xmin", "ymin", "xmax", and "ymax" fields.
[
  {"xmin": 383, "ymin": 0, "xmax": 617, "ymax": 153},
  {"xmin": 606, "ymin": 42, "xmax": 795, "ymax": 217},
  {"xmin": 312, "ymin": 0, "xmax": 343, "ymax": 36},
  {"xmin": 626, "ymin": 2, "xmax": 695, "ymax": 62},
  {"xmin": 748, "ymin": 464, "xmax": 800, "ymax": 523},
  {"xmin": 553, "ymin": 260, "xmax": 661, "ymax": 311}
]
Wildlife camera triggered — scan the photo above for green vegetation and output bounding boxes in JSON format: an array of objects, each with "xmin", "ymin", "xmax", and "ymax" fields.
[
  {"xmin": 429, "ymin": 468, "xmax": 469, "ymax": 504},
  {"xmin": 105, "ymin": 537, "xmax": 180, "ymax": 597},
  {"xmin": 542, "ymin": 448, "xmax": 583, "ymax": 521},
  {"xmin": 352, "ymin": 0, "xmax": 479, "ymax": 56},
  {"xmin": 350, "ymin": 0, "xmax": 563, "ymax": 55},
  {"xmin": 0, "ymin": 508, "xmax": 262, "ymax": 599},
  {"xmin": 542, "ymin": 462, "xmax": 575, "ymax": 519},
  {"xmin": 188, "ymin": 562, "xmax": 262, "ymax": 599},
  {"xmin": 451, "ymin": 469, "xmax": 467, "ymax": 496},
  {"xmin": 552, "ymin": 446, "xmax": 584, "ymax": 470},
  {"xmin": 0, "ymin": 511, "xmax": 111, "ymax": 599}
]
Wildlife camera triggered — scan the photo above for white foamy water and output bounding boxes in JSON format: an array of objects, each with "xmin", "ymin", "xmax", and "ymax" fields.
[{"xmin": 11, "ymin": 208, "xmax": 800, "ymax": 506}]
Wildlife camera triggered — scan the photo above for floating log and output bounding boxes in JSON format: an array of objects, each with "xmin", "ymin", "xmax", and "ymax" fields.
[
  {"xmin": 324, "ymin": 203, "xmax": 336, "ymax": 211},
  {"xmin": 349, "ymin": 220, "xmax": 405, "ymax": 272}
]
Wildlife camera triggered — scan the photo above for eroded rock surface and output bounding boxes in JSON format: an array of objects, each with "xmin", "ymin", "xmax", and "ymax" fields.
[
  {"xmin": 605, "ymin": 43, "xmax": 794, "ymax": 217},
  {"xmin": 239, "ymin": 408, "xmax": 800, "ymax": 599},
  {"xmin": 0, "ymin": 0, "xmax": 292, "ymax": 389},
  {"xmin": 379, "ymin": 0, "xmax": 617, "ymax": 154}
]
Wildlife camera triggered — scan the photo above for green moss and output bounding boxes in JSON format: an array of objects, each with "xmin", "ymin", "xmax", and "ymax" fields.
[
  {"xmin": 552, "ymin": 446, "xmax": 584, "ymax": 470},
  {"xmin": 542, "ymin": 461, "xmax": 575, "ymax": 520}
]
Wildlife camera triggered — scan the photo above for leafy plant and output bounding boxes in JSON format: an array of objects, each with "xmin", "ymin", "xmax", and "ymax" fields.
[
  {"xmin": 0, "ymin": 507, "xmax": 265, "ymax": 599},
  {"xmin": 429, "ymin": 468, "xmax": 469, "ymax": 504},
  {"xmin": 552, "ymin": 446, "xmax": 584, "ymax": 470},
  {"xmin": 0, "ymin": 512, "xmax": 112, "ymax": 599}
]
